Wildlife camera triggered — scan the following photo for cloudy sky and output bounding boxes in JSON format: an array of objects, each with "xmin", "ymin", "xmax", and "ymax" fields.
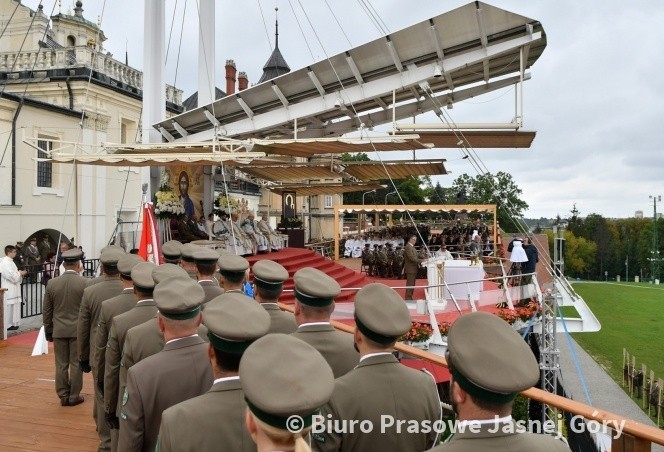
[{"xmin": 22, "ymin": 0, "xmax": 664, "ymax": 219}]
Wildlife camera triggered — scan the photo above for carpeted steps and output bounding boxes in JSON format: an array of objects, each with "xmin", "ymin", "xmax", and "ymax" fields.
[{"xmin": 246, "ymin": 248, "xmax": 373, "ymax": 304}]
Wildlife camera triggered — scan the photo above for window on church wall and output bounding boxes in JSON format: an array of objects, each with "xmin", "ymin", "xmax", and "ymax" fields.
[
  {"xmin": 37, "ymin": 139, "xmax": 53, "ymax": 188},
  {"xmin": 324, "ymin": 195, "xmax": 333, "ymax": 208},
  {"xmin": 66, "ymin": 35, "xmax": 76, "ymax": 47}
]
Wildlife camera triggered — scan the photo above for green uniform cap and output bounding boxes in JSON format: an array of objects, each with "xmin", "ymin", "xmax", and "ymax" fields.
[
  {"xmin": 154, "ymin": 277, "xmax": 205, "ymax": 320},
  {"xmin": 447, "ymin": 311, "xmax": 539, "ymax": 404},
  {"xmin": 293, "ymin": 267, "xmax": 340, "ymax": 307},
  {"xmin": 151, "ymin": 263, "xmax": 190, "ymax": 284},
  {"xmin": 100, "ymin": 245, "xmax": 125, "ymax": 255},
  {"xmin": 354, "ymin": 283, "xmax": 411, "ymax": 344},
  {"xmin": 193, "ymin": 248, "xmax": 220, "ymax": 265},
  {"xmin": 100, "ymin": 248, "xmax": 125, "ymax": 266},
  {"xmin": 161, "ymin": 240, "xmax": 183, "ymax": 260},
  {"xmin": 218, "ymin": 255, "xmax": 249, "ymax": 276},
  {"xmin": 252, "ymin": 260, "xmax": 289, "ymax": 289},
  {"xmin": 240, "ymin": 334, "xmax": 334, "ymax": 431},
  {"xmin": 130, "ymin": 262, "xmax": 157, "ymax": 290},
  {"xmin": 117, "ymin": 254, "xmax": 144, "ymax": 277},
  {"xmin": 180, "ymin": 243, "xmax": 198, "ymax": 263},
  {"xmin": 203, "ymin": 293, "xmax": 270, "ymax": 354},
  {"xmin": 62, "ymin": 248, "xmax": 83, "ymax": 263}
]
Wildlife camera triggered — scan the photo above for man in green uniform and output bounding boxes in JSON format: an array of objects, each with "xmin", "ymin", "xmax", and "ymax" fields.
[
  {"xmin": 193, "ymin": 248, "xmax": 224, "ymax": 305},
  {"xmin": 156, "ymin": 292, "xmax": 270, "ymax": 451},
  {"xmin": 43, "ymin": 248, "xmax": 88, "ymax": 406},
  {"xmin": 252, "ymin": 260, "xmax": 296, "ymax": 334},
  {"xmin": 118, "ymin": 278, "xmax": 212, "ymax": 452},
  {"xmin": 291, "ymin": 267, "xmax": 358, "ymax": 378},
  {"xmin": 428, "ymin": 312, "xmax": 570, "ymax": 452},
  {"xmin": 77, "ymin": 247, "xmax": 125, "ymax": 452},
  {"xmin": 217, "ymin": 254, "xmax": 249, "ymax": 293},
  {"xmin": 314, "ymin": 283, "xmax": 441, "ymax": 451},
  {"xmin": 102, "ymin": 262, "xmax": 157, "ymax": 451}
]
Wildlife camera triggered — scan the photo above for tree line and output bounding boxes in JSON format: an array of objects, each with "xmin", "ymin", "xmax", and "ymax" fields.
[{"xmin": 544, "ymin": 205, "xmax": 663, "ymax": 282}]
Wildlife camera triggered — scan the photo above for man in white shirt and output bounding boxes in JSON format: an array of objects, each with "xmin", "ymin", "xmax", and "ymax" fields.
[{"xmin": 1, "ymin": 245, "xmax": 27, "ymax": 335}]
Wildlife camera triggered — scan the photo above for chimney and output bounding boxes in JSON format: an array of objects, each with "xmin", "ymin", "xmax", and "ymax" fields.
[
  {"xmin": 225, "ymin": 59, "xmax": 237, "ymax": 95},
  {"xmin": 238, "ymin": 72, "xmax": 248, "ymax": 91}
]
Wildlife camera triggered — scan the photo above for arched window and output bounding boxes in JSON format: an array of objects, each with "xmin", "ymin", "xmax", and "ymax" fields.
[{"xmin": 66, "ymin": 35, "xmax": 76, "ymax": 47}]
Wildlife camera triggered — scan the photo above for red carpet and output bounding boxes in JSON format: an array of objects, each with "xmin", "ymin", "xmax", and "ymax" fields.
[
  {"xmin": 247, "ymin": 248, "xmax": 427, "ymax": 304},
  {"xmin": 246, "ymin": 248, "xmax": 501, "ymax": 325}
]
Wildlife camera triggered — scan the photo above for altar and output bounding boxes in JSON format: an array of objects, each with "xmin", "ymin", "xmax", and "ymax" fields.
[{"xmin": 425, "ymin": 258, "xmax": 484, "ymax": 302}]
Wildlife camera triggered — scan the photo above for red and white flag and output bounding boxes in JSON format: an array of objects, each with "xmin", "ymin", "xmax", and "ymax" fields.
[{"xmin": 138, "ymin": 202, "xmax": 161, "ymax": 264}]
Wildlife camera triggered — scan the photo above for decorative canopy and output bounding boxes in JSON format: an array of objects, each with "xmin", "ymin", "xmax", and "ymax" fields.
[{"xmin": 268, "ymin": 182, "xmax": 386, "ymax": 197}]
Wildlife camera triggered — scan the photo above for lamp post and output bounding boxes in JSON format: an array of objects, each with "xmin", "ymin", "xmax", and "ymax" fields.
[
  {"xmin": 361, "ymin": 189, "xmax": 376, "ymax": 234},
  {"xmin": 362, "ymin": 189, "xmax": 376, "ymax": 205},
  {"xmin": 385, "ymin": 190, "xmax": 397, "ymax": 204},
  {"xmin": 649, "ymin": 195, "xmax": 661, "ymax": 282}
]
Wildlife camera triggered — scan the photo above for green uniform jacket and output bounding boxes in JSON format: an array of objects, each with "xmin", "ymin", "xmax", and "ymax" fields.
[
  {"xmin": 427, "ymin": 421, "xmax": 571, "ymax": 452},
  {"xmin": 404, "ymin": 243, "xmax": 424, "ymax": 275},
  {"xmin": 43, "ymin": 271, "xmax": 87, "ymax": 338},
  {"xmin": 94, "ymin": 289, "xmax": 136, "ymax": 385},
  {"xmin": 118, "ymin": 335, "xmax": 213, "ymax": 452},
  {"xmin": 291, "ymin": 323, "xmax": 359, "ymax": 379},
  {"xmin": 157, "ymin": 378, "xmax": 256, "ymax": 452},
  {"xmin": 103, "ymin": 300, "xmax": 157, "ymax": 415},
  {"xmin": 262, "ymin": 303, "xmax": 297, "ymax": 334},
  {"xmin": 198, "ymin": 280, "xmax": 224, "ymax": 306},
  {"xmin": 314, "ymin": 354, "xmax": 441, "ymax": 452},
  {"xmin": 77, "ymin": 276, "xmax": 123, "ymax": 365}
]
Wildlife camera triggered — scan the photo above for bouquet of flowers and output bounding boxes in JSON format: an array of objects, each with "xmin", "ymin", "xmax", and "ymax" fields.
[
  {"xmin": 214, "ymin": 194, "xmax": 239, "ymax": 216},
  {"xmin": 399, "ymin": 321, "xmax": 434, "ymax": 343},
  {"xmin": 278, "ymin": 217, "xmax": 303, "ymax": 229},
  {"xmin": 154, "ymin": 183, "xmax": 184, "ymax": 219}
]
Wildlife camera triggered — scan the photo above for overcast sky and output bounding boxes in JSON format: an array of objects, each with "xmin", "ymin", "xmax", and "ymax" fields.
[{"xmin": 23, "ymin": 0, "xmax": 664, "ymax": 219}]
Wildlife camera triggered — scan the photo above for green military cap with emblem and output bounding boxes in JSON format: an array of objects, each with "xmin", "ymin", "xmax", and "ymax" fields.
[
  {"xmin": 193, "ymin": 247, "xmax": 219, "ymax": 265},
  {"xmin": 240, "ymin": 334, "xmax": 334, "ymax": 431},
  {"xmin": 354, "ymin": 283, "xmax": 411, "ymax": 344},
  {"xmin": 161, "ymin": 240, "xmax": 183, "ymax": 260},
  {"xmin": 293, "ymin": 267, "xmax": 340, "ymax": 307},
  {"xmin": 62, "ymin": 248, "xmax": 84, "ymax": 263},
  {"xmin": 154, "ymin": 277, "xmax": 205, "ymax": 320},
  {"xmin": 117, "ymin": 254, "xmax": 144, "ymax": 277},
  {"xmin": 151, "ymin": 263, "xmax": 190, "ymax": 284},
  {"xmin": 252, "ymin": 260, "xmax": 289, "ymax": 289},
  {"xmin": 446, "ymin": 311, "xmax": 539, "ymax": 404},
  {"xmin": 130, "ymin": 262, "xmax": 157, "ymax": 290},
  {"xmin": 218, "ymin": 255, "xmax": 249, "ymax": 276},
  {"xmin": 203, "ymin": 292, "xmax": 270, "ymax": 354},
  {"xmin": 179, "ymin": 243, "xmax": 198, "ymax": 263}
]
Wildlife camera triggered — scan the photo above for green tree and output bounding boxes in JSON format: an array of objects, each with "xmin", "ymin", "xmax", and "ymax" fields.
[
  {"xmin": 450, "ymin": 172, "xmax": 528, "ymax": 232},
  {"xmin": 562, "ymin": 230, "xmax": 597, "ymax": 278}
]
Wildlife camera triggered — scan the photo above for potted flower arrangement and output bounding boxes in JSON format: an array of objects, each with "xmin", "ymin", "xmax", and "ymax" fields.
[
  {"xmin": 278, "ymin": 217, "xmax": 303, "ymax": 229},
  {"xmin": 399, "ymin": 321, "xmax": 434, "ymax": 349},
  {"xmin": 214, "ymin": 194, "xmax": 240, "ymax": 216},
  {"xmin": 154, "ymin": 172, "xmax": 184, "ymax": 219}
]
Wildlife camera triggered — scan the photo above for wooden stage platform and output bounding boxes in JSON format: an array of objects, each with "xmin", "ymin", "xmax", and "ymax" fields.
[{"xmin": 0, "ymin": 333, "xmax": 98, "ymax": 451}]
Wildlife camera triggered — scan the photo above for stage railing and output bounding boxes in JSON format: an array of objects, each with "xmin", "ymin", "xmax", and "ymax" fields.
[{"xmin": 277, "ymin": 301, "xmax": 664, "ymax": 451}]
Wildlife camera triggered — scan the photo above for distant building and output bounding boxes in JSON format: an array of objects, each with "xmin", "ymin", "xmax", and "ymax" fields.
[
  {"xmin": 635, "ymin": 211, "xmax": 644, "ymax": 218},
  {"xmin": 0, "ymin": 0, "xmax": 182, "ymax": 256}
]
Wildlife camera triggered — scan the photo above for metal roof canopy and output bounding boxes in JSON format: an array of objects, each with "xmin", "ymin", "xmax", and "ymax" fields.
[
  {"xmin": 241, "ymin": 159, "xmax": 447, "ymax": 182},
  {"xmin": 155, "ymin": 2, "xmax": 545, "ymax": 143},
  {"xmin": 269, "ymin": 182, "xmax": 385, "ymax": 197},
  {"xmin": 397, "ymin": 130, "xmax": 537, "ymax": 148},
  {"xmin": 333, "ymin": 204, "xmax": 497, "ymax": 259},
  {"xmin": 28, "ymin": 135, "xmax": 434, "ymax": 167}
]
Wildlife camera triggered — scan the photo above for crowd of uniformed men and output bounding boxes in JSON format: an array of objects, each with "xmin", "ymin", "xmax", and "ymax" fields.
[{"xmin": 42, "ymin": 240, "xmax": 569, "ymax": 452}]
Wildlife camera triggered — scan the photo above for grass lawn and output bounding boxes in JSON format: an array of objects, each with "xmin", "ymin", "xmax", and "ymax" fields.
[{"xmin": 571, "ymin": 282, "xmax": 664, "ymax": 384}]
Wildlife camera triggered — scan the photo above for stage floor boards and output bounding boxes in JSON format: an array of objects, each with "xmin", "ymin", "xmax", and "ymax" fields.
[{"xmin": 0, "ymin": 336, "xmax": 98, "ymax": 451}]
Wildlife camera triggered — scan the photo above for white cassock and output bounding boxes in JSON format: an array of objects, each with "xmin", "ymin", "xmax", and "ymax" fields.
[
  {"xmin": 0, "ymin": 256, "xmax": 22, "ymax": 332},
  {"xmin": 257, "ymin": 220, "xmax": 283, "ymax": 250},
  {"xmin": 242, "ymin": 220, "xmax": 268, "ymax": 251}
]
